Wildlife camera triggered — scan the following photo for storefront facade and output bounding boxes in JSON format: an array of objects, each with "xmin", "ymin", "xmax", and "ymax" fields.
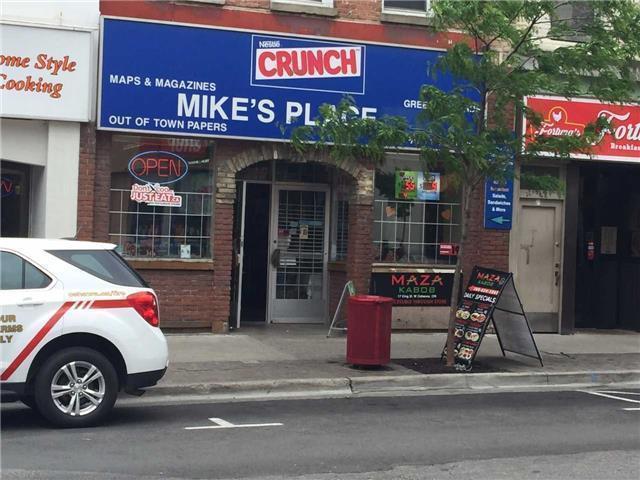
[
  {"xmin": 87, "ymin": 1, "xmax": 500, "ymax": 332},
  {"xmin": 0, "ymin": 13, "xmax": 96, "ymax": 239},
  {"xmin": 515, "ymin": 96, "xmax": 640, "ymax": 333}
]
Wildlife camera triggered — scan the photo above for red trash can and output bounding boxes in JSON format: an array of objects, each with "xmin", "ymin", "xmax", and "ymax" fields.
[{"xmin": 346, "ymin": 295, "xmax": 393, "ymax": 366}]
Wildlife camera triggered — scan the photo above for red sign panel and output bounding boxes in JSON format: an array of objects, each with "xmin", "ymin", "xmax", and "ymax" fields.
[{"xmin": 524, "ymin": 96, "xmax": 640, "ymax": 162}]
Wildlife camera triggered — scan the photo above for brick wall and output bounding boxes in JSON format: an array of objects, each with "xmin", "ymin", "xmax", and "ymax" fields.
[
  {"xmin": 337, "ymin": 0, "xmax": 380, "ymax": 21},
  {"xmin": 211, "ymin": 203, "xmax": 234, "ymax": 333},
  {"xmin": 462, "ymin": 181, "xmax": 510, "ymax": 278},
  {"xmin": 328, "ymin": 268, "xmax": 348, "ymax": 325},
  {"xmin": 138, "ymin": 269, "xmax": 215, "ymax": 330},
  {"xmin": 77, "ymin": 124, "xmax": 96, "ymax": 241},
  {"xmin": 346, "ymin": 203, "xmax": 374, "ymax": 295}
]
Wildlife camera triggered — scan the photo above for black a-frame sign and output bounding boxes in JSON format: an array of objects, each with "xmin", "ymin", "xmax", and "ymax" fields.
[{"xmin": 442, "ymin": 266, "xmax": 543, "ymax": 370}]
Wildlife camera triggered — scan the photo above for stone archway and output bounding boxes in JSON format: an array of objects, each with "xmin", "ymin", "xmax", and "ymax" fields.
[{"xmin": 210, "ymin": 143, "xmax": 374, "ymax": 333}]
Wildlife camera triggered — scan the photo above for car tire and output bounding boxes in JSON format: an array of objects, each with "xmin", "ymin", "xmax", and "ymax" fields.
[{"xmin": 34, "ymin": 347, "xmax": 119, "ymax": 428}]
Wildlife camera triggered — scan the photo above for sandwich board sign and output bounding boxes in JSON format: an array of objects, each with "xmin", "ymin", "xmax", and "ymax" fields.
[{"xmin": 442, "ymin": 266, "xmax": 543, "ymax": 370}]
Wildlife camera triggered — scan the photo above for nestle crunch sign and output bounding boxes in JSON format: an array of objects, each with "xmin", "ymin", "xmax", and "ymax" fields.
[{"xmin": 251, "ymin": 35, "xmax": 365, "ymax": 95}]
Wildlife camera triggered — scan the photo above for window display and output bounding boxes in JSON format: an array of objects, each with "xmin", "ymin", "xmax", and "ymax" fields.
[
  {"xmin": 373, "ymin": 154, "xmax": 461, "ymax": 265},
  {"xmin": 109, "ymin": 135, "xmax": 214, "ymax": 259}
]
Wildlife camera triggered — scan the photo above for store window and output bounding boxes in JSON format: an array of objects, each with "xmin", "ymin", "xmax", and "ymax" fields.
[
  {"xmin": 373, "ymin": 154, "xmax": 461, "ymax": 265},
  {"xmin": 109, "ymin": 135, "xmax": 215, "ymax": 259},
  {"xmin": 383, "ymin": 0, "xmax": 431, "ymax": 15}
]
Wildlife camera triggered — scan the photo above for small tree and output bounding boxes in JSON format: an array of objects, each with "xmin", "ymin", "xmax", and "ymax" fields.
[{"xmin": 292, "ymin": 0, "xmax": 640, "ymax": 366}]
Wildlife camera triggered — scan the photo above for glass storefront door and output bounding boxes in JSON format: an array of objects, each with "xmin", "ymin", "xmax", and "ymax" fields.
[{"xmin": 268, "ymin": 186, "xmax": 330, "ymax": 323}]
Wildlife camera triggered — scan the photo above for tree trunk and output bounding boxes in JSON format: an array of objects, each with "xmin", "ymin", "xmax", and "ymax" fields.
[{"xmin": 445, "ymin": 182, "xmax": 473, "ymax": 366}]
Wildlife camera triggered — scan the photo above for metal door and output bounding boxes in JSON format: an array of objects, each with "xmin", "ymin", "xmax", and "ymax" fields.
[
  {"xmin": 515, "ymin": 199, "xmax": 563, "ymax": 332},
  {"xmin": 268, "ymin": 186, "xmax": 330, "ymax": 323}
]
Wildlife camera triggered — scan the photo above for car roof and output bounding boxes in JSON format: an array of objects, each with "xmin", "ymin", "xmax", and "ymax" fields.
[{"xmin": 0, "ymin": 238, "xmax": 116, "ymax": 251}]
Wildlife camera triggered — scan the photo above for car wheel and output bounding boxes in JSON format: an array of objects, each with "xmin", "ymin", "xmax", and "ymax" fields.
[{"xmin": 34, "ymin": 347, "xmax": 119, "ymax": 428}]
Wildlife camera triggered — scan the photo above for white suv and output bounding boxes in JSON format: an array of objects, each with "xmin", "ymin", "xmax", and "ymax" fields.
[{"xmin": 0, "ymin": 238, "xmax": 168, "ymax": 427}]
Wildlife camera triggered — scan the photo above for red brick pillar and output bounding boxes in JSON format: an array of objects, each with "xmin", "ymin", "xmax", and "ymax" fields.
[
  {"xmin": 77, "ymin": 124, "xmax": 96, "ymax": 241},
  {"xmin": 211, "ymin": 163, "xmax": 236, "ymax": 333},
  {"xmin": 462, "ymin": 181, "xmax": 510, "ymax": 277},
  {"xmin": 93, "ymin": 132, "xmax": 112, "ymax": 242},
  {"xmin": 346, "ymin": 168, "xmax": 375, "ymax": 295}
]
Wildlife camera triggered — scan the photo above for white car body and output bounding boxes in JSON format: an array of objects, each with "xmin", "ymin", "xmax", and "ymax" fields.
[{"xmin": 0, "ymin": 239, "xmax": 168, "ymax": 415}]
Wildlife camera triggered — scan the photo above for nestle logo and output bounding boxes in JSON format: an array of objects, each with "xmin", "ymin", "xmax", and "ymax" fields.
[
  {"xmin": 251, "ymin": 35, "xmax": 366, "ymax": 95},
  {"xmin": 255, "ymin": 46, "xmax": 362, "ymax": 81},
  {"xmin": 258, "ymin": 40, "xmax": 281, "ymax": 48}
]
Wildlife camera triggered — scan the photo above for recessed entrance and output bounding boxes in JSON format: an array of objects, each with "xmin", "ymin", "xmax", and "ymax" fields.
[
  {"xmin": 230, "ymin": 161, "xmax": 340, "ymax": 328},
  {"xmin": 575, "ymin": 163, "xmax": 640, "ymax": 331},
  {"xmin": 240, "ymin": 182, "xmax": 271, "ymax": 323}
]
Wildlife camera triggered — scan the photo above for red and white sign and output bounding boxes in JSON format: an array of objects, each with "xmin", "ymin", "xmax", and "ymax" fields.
[
  {"xmin": 439, "ymin": 243, "xmax": 459, "ymax": 256},
  {"xmin": 524, "ymin": 96, "xmax": 640, "ymax": 162},
  {"xmin": 0, "ymin": 24, "xmax": 92, "ymax": 122},
  {"xmin": 255, "ymin": 46, "xmax": 362, "ymax": 80},
  {"xmin": 130, "ymin": 183, "xmax": 182, "ymax": 207}
]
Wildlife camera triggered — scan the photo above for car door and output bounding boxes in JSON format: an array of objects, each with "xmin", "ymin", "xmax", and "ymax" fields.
[{"xmin": 0, "ymin": 250, "xmax": 65, "ymax": 382}]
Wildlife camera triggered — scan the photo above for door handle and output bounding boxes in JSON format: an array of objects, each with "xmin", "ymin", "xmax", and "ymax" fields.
[
  {"xmin": 270, "ymin": 248, "xmax": 281, "ymax": 268},
  {"xmin": 17, "ymin": 298, "xmax": 43, "ymax": 307}
]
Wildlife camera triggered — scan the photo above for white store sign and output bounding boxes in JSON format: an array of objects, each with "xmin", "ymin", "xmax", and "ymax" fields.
[{"xmin": 0, "ymin": 24, "xmax": 92, "ymax": 122}]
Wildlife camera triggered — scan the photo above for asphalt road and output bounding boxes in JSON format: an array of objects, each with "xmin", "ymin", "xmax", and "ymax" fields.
[{"xmin": 2, "ymin": 389, "xmax": 639, "ymax": 479}]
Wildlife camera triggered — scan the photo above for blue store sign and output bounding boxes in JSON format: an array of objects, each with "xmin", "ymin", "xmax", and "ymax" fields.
[
  {"xmin": 99, "ymin": 18, "xmax": 462, "ymax": 141},
  {"xmin": 484, "ymin": 178, "xmax": 514, "ymax": 230}
]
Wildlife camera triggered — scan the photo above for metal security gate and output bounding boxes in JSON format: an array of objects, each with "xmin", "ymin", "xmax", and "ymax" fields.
[{"xmin": 268, "ymin": 186, "xmax": 330, "ymax": 323}]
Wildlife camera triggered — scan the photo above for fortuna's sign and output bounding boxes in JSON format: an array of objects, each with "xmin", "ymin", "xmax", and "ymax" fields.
[{"xmin": 524, "ymin": 96, "xmax": 640, "ymax": 162}]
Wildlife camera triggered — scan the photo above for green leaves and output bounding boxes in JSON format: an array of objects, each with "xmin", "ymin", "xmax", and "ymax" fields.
[{"xmin": 291, "ymin": 0, "xmax": 639, "ymax": 188}]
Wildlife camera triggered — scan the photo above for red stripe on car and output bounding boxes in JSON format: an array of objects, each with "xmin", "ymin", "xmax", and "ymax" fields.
[
  {"xmin": 0, "ymin": 301, "xmax": 75, "ymax": 381},
  {"xmin": 90, "ymin": 299, "xmax": 131, "ymax": 309}
]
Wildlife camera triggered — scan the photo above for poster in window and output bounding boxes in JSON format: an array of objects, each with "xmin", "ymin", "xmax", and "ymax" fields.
[{"xmin": 395, "ymin": 171, "xmax": 440, "ymax": 201}]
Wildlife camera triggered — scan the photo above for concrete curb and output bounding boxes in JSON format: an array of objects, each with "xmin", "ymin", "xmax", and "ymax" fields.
[{"xmin": 145, "ymin": 370, "xmax": 640, "ymax": 401}]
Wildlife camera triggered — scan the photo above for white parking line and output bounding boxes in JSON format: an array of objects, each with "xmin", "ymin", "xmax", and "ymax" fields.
[
  {"xmin": 579, "ymin": 390, "xmax": 640, "ymax": 405},
  {"xmin": 595, "ymin": 391, "xmax": 640, "ymax": 396},
  {"xmin": 185, "ymin": 417, "xmax": 283, "ymax": 430}
]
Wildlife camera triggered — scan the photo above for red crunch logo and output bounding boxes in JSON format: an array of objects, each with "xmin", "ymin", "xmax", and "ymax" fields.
[{"xmin": 255, "ymin": 46, "xmax": 362, "ymax": 80}]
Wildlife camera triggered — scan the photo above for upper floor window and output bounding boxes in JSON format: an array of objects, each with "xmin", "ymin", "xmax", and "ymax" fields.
[
  {"xmin": 0, "ymin": 251, "xmax": 51, "ymax": 290},
  {"xmin": 383, "ymin": 0, "xmax": 431, "ymax": 15},
  {"xmin": 551, "ymin": 1, "xmax": 594, "ymax": 42},
  {"xmin": 274, "ymin": 0, "xmax": 333, "ymax": 6}
]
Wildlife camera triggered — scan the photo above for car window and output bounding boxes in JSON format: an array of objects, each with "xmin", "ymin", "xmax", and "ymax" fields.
[
  {"xmin": 0, "ymin": 251, "xmax": 52, "ymax": 290},
  {"xmin": 47, "ymin": 249, "xmax": 147, "ymax": 288}
]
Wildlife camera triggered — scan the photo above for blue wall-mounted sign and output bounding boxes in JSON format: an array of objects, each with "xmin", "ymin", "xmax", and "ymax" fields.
[
  {"xmin": 484, "ymin": 178, "xmax": 514, "ymax": 230},
  {"xmin": 99, "ymin": 18, "xmax": 466, "ymax": 141}
]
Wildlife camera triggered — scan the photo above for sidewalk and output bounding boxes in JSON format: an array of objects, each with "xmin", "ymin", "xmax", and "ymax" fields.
[{"xmin": 146, "ymin": 325, "xmax": 640, "ymax": 401}]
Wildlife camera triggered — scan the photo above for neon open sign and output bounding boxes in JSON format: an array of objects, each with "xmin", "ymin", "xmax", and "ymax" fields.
[{"xmin": 127, "ymin": 151, "xmax": 188, "ymax": 185}]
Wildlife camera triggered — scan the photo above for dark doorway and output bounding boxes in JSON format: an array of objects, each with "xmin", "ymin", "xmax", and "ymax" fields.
[
  {"xmin": 575, "ymin": 163, "xmax": 640, "ymax": 331},
  {"xmin": 1, "ymin": 161, "xmax": 30, "ymax": 237},
  {"xmin": 240, "ymin": 183, "xmax": 271, "ymax": 323}
]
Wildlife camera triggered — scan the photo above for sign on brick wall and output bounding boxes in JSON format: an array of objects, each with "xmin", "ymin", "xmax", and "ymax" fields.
[
  {"xmin": 524, "ymin": 95, "xmax": 640, "ymax": 163},
  {"xmin": 99, "ymin": 17, "xmax": 473, "ymax": 141}
]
